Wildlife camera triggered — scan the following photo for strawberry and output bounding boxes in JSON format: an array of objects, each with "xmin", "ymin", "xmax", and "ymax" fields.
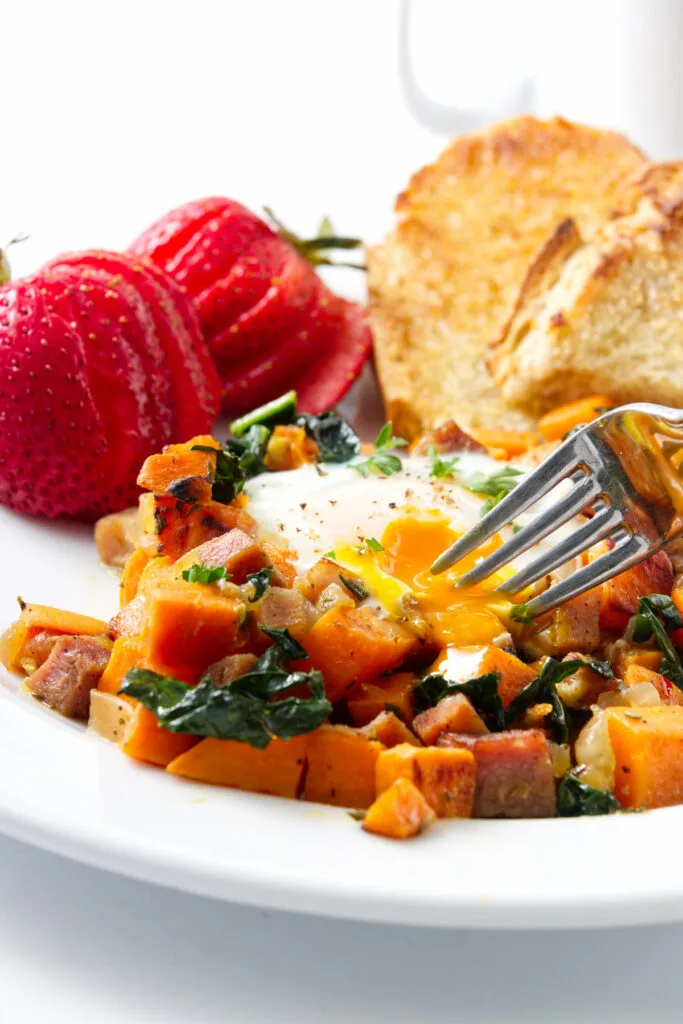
[
  {"xmin": 130, "ymin": 198, "xmax": 372, "ymax": 415},
  {"xmin": 0, "ymin": 250, "xmax": 220, "ymax": 519}
]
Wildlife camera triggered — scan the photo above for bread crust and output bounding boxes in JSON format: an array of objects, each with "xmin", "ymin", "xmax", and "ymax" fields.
[
  {"xmin": 489, "ymin": 160, "xmax": 683, "ymax": 414},
  {"xmin": 367, "ymin": 117, "xmax": 644, "ymax": 438}
]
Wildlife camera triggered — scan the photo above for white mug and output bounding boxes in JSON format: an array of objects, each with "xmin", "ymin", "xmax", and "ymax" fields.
[{"xmin": 400, "ymin": 0, "xmax": 683, "ymax": 159}]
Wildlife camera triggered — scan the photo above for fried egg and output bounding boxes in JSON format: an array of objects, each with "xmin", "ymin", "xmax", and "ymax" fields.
[{"xmin": 245, "ymin": 453, "xmax": 576, "ymax": 648}]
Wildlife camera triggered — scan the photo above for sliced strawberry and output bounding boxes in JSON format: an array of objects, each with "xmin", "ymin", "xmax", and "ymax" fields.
[
  {"xmin": 46, "ymin": 255, "xmax": 174, "ymax": 447},
  {"xmin": 197, "ymin": 234, "xmax": 292, "ymax": 344},
  {"xmin": 50, "ymin": 251, "xmax": 220, "ymax": 439},
  {"xmin": 38, "ymin": 268, "xmax": 158, "ymax": 494},
  {"xmin": 290, "ymin": 295, "xmax": 373, "ymax": 414},
  {"xmin": 209, "ymin": 243, "xmax": 322, "ymax": 366},
  {"xmin": 129, "ymin": 197, "xmax": 239, "ymax": 268},
  {"xmin": 0, "ymin": 281, "xmax": 117, "ymax": 518},
  {"xmin": 131, "ymin": 198, "xmax": 272, "ymax": 302}
]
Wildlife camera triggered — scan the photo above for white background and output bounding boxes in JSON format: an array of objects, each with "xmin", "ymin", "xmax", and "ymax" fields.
[{"xmin": 1, "ymin": 1, "xmax": 682, "ymax": 1020}]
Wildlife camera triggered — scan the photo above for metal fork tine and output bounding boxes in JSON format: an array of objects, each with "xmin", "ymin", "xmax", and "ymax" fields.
[
  {"xmin": 495, "ymin": 502, "xmax": 622, "ymax": 594},
  {"xmin": 456, "ymin": 472, "xmax": 603, "ymax": 586},
  {"xmin": 430, "ymin": 442, "xmax": 583, "ymax": 575},
  {"xmin": 523, "ymin": 532, "xmax": 652, "ymax": 618}
]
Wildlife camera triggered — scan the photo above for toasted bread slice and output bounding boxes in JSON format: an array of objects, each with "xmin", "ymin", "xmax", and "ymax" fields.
[
  {"xmin": 367, "ymin": 116, "xmax": 644, "ymax": 438},
  {"xmin": 489, "ymin": 161, "xmax": 683, "ymax": 415}
]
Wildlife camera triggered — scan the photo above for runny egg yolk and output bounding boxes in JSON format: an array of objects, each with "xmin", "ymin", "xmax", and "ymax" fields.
[{"xmin": 335, "ymin": 512, "xmax": 515, "ymax": 647}]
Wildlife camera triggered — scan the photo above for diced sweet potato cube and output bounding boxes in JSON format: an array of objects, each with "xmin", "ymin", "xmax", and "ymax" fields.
[
  {"xmin": 376, "ymin": 743, "xmax": 476, "ymax": 818},
  {"xmin": 98, "ymin": 636, "xmax": 147, "ymax": 695},
  {"xmin": 120, "ymin": 548, "xmax": 150, "ymax": 605},
  {"xmin": 302, "ymin": 606, "xmax": 419, "ymax": 702},
  {"xmin": 140, "ymin": 495, "xmax": 256, "ymax": 560},
  {"xmin": 413, "ymin": 693, "xmax": 488, "ymax": 745},
  {"xmin": 438, "ymin": 729, "xmax": 556, "ymax": 818},
  {"xmin": 252, "ymin": 587, "xmax": 311, "ymax": 639},
  {"xmin": 347, "ymin": 672, "xmax": 416, "ymax": 726},
  {"xmin": 1, "ymin": 604, "xmax": 111, "ymax": 674},
  {"xmin": 145, "ymin": 584, "xmax": 244, "ymax": 675},
  {"xmin": 538, "ymin": 395, "xmax": 613, "ymax": 442},
  {"xmin": 303, "ymin": 725, "xmax": 385, "ymax": 808},
  {"xmin": 363, "ymin": 778, "xmax": 436, "ymax": 839},
  {"xmin": 613, "ymin": 646, "xmax": 663, "ymax": 678},
  {"xmin": 361, "ymin": 711, "xmax": 422, "ymax": 747},
  {"xmin": 173, "ymin": 529, "xmax": 268, "ymax": 583},
  {"xmin": 606, "ymin": 705, "xmax": 683, "ymax": 808},
  {"xmin": 167, "ymin": 735, "xmax": 308, "ymax": 798},
  {"xmin": 263, "ymin": 425, "xmax": 318, "ymax": 471},
  {"xmin": 137, "ymin": 440, "xmax": 218, "ymax": 503},
  {"xmin": 122, "ymin": 704, "xmax": 198, "ymax": 767},
  {"xmin": 431, "ymin": 645, "xmax": 535, "ymax": 710},
  {"xmin": 600, "ymin": 550, "xmax": 674, "ymax": 631},
  {"xmin": 624, "ymin": 664, "xmax": 683, "ymax": 706}
]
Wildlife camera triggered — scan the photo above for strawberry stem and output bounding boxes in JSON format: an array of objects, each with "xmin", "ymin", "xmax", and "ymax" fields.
[
  {"xmin": 263, "ymin": 207, "xmax": 365, "ymax": 270},
  {"xmin": 0, "ymin": 233, "xmax": 29, "ymax": 286}
]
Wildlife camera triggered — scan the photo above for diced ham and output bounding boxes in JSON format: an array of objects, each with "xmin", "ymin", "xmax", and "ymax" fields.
[
  {"xmin": 26, "ymin": 636, "xmax": 111, "ymax": 718},
  {"xmin": 17, "ymin": 630, "xmax": 61, "ymax": 672},
  {"xmin": 109, "ymin": 594, "xmax": 146, "ymax": 639},
  {"xmin": 183, "ymin": 529, "xmax": 268, "ymax": 583},
  {"xmin": 296, "ymin": 558, "xmax": 365, "ymax": 604},
  {"xmin": 253, "ymin": 587, "xmax": 312, "ymax": 639},
  {"xmin": 412, "ymin": 419, "xmax": 486, "ymax": 455},
  {"xmin": 439, "ymin": 729, "xmax": 556, "ymax": 818},
  {"xmin": 206, "ymin": 653, "xmax": 258, "ymax": 687}
]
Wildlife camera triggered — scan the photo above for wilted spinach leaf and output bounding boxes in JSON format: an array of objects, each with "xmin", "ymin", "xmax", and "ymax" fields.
[
  {"xmin": 632, "ymin": 594, "xmax": 683, "ymax": 691},
  {"xmin": 296, "ymin": 411, "xmax": 360, "ymax": 463},
  {"xmin": 506, "ymin": 658, "xmax": 585, "ymax": 744},
  {"xmin": 413, "ymin": 671, "xmax": 505, "ymax": 731},
  {"xmin": 191, "ymin": 444, "xmax": 246, "ymax": 503},
  {"xmin": 556, "ymin": 774, "xmax": 620, "ymax": 816},
  {"xmin": 120, "ymin": 627, "xmax": 331, "ymax": 749},
  {"xmin": 245, "ymin": 567, "xmax": 274, "ymax": 602}
]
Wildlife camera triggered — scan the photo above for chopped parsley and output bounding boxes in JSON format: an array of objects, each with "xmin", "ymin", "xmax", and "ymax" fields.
[
  {"xmin": 456, "ymin": 465, "xmax": 523, "ymax": 518},
  {"xmin": 352, "ymin": 422, "xmax": 407, "ymax": 477},
  {"xmin": 509, "ymin": 603, "xmax": 535, "ymax": 625},
  {"xmin": 365, "ymin": 536, "xmax": 384, "ymax": 553},
  {"xmin": 181, "ymin": 563, "xmax": 229, "ymax": 584},
  {"xmin": 428, "ymin": 442, "xmax": 459, "ymax": 480}
]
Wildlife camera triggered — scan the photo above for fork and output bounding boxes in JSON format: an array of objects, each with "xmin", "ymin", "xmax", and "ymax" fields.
[{"xmin": 430, "ymin": 404, "xmax": 683, "ymax": 617}]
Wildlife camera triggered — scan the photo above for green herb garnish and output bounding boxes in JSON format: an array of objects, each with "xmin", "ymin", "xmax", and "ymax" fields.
[
  {"xmin": 413, "ymin": 671, "xmax": 505, "ymax": 731},
  {"xmin": 428, "ymin": 442, "xmax": 459, "ymax": 480},
  {"xmin": 365, "ymin": 537, "xmax": 384, "ymax": 553},
  {"xmin": 181, "ymin": 563, "xmax": 229, "ymax": 584},
  {"xmin": 456, "ymin": 465, "xmax": 522, "ymax": 518},
  {"xmin": 120, "ymin": 627, "xmax": 332, "ymax": 749},
  {"xmin": 352, "ymin": 422, "xmax": 407, "ymax": 477},
  {"xmin": 556, "ymin": 774, "xmax": 620, "ymax": 816},
  {"xmin": 245, "ymin": 567, "xmax": 274, "ymax": 602},
  {"xmin": 632, "ymin": 594, "xmax": 683, "ymax": 690}
]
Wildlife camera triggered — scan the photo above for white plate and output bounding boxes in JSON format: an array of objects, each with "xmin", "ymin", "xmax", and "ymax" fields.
[{"xmin": 3, "ymin": 444, "xmax": 683, "ymax": 931}]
